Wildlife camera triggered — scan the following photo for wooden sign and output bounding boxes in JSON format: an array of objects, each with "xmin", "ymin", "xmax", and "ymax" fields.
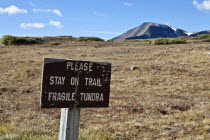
[{"xmin": 41, "ymin": 58, "xmax": 111, "ymax": 108}]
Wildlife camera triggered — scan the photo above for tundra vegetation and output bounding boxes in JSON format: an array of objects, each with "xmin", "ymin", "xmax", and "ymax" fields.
[
  {"xmin": 1, "ymin": 35, "xmax": 38, "ymax": 45},
  {"xmin": 49, "ymin": 41, "xmax": 60, "ymax": 46},
  {"xmin": 123, "ymin": 38, "xmax": 187, "ymax": 45},
  {"xmin": 76, "ymin": 37, "xmax": 105, "ymax": 42},
  {"xmin": 150, "ymin": 38, "xmax": 186, "ymax": 45},
  {"xmin": 193, "ymin": 34, "xmax": 210, "ymax": 42},
  {"xmin": 0, "ymin": 36, "xmax": 210, "ymax": 139}
]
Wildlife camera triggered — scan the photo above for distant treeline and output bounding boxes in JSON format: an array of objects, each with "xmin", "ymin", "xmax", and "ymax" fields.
[
  {"xmin": 0, "ymin": 35, "xmax": 105, "ymax": 45},
  {"xmin": 1, "ymin": 34, "xmax": 210, "ymax": 45},
  {"xmin": 124, "ymin": 34, "xmax": 210, "ymax": 45}
]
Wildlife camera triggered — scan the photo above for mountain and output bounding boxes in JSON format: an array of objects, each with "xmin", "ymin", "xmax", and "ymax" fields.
[
  {"xmin": 111, "ymin": 22, "xmax": 188, "ymax": 41},
  {"xmin": 189, "ymin": 30, "xmax": 210, "ymax": 37}
]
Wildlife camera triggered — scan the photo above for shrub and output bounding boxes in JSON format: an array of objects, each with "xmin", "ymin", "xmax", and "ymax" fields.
[
  {"xmin": 76, "ymin": 37, "xmax": 104, "ymax": 42},
  {"xmin": 1, "ymin": 35, "xmax": 38, "ymax": 45},
  {"xmin": 124, "ymin": 39, "xmax": 151, "ymax": 42},
  {"xmin": 151, "ymin": 38, "xmax": 186, "ymax": 45},
  {"xmin": 194, "ymin": 34, "xmax": 210, "ymax": 40},
  {"xmin": 202, "ymin": 38, "xmax": 210, "ymax": 42},
  {"xmin": 26, "ymin": 38, "xmax": 38, "ymax": 44},
  {"xmin": 177, "ymin": 36, "xmax": 189, "ymax": 40},
  {"xmin": 151, "ymin": 38, "xmax": 169, "ymax": 45},
  {"xmin": 49, "ymin": 41, "xmax": 59, "ymax": 45},
  {"xmin": 168, "ymin": 38, "xmax": 186, "ymax": 44},
  {"xmin": 1, "ymin": 35, "xmax": 16, "ymax": 45},
  {"xmin": 189, "ymin": 36, "xmax": 196, "ymax": 40}
]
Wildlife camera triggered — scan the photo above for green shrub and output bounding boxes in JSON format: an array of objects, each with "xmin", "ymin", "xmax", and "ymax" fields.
[
  {"xmin": 190, "ymin": 36, "xmax": 196, "ymax": 40},
  {"xmin": 124, "ymin": 39, "xmax": 151, "ymax": 42},
  {"xmin": 202, "ymin": 38, "xmax": 210, "ymax": 42},
  {"xmin": 26, "ymin": 38, "xmax": 38, "ymax": 44},
  {"xmin": 194, "ymin": 34, "xmax": 210, "ymax": 40},
  {"xmin": 177, "ymin": 36, "xmax": 189, "ymax": 40},
  {"xmin": 1, "ymin": 35, "xmax": 38, "ymax": 45},
  {"xmin": 1, "ymin": 35, "xmax": 16, "ymax": 45},
  {"xmin": 151, "ymin": 38, "xmax": 186, "ymax": 45},
  {"xmin": 151, "ymin": 38, "xmax": 169, "ymax": 45},
  {"xmin": 76, "ymin": 37, "xmax": 104, "ymax": 42},
  {"xmin": 168, "ymin": 38, "xmax": 186, "ymax": 44},
  {"xmin": 49, "ymin": 41, "xmax": 59, "ymax": 45}
]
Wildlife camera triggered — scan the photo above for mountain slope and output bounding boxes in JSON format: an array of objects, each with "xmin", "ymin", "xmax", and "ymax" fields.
[
  {"xmin": 111, "ymin": 22, "xmax": 188, "ymax": 41},
  {"xmin": 190, "ymin": 30, "xmax": 210, "ymax": 37}
]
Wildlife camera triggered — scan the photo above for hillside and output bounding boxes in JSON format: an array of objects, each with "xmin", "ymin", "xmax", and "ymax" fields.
[
  {"xmin": 111, "ymin": 22, "xmax": 188, "ymax": 41},
  {"xmin": 190, "ymin": 30, "xmax": 210, "ymax": 37},
  {"xmin": 0, "ymin": 40, "xmax": 210, "ymax": 139}
]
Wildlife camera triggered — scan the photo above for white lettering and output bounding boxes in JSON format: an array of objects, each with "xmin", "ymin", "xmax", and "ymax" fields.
[
  {"xmin": 85, "ymin": 78, "xmax": 102, "ymax": 87},
  {"xmin": 75, "ymin": 62, "xmax": 79, "ymax": 71},
  {"xmin": 84, "ymin": 63, "xmax": 88, "ymax": 71},
  {"xmin": 48, "ymin": 92, "xmax": 53, "ymax": 101},
  {"xmin": 48, "ymin": 92, "xmax": 76, "ymax": 101},
  {"xmin": 50, "ymin": 77, "xmax": 54, "ymax": 85},
  {"xmin": 49, "ymin": 76, "xmax": 65, "ymax": 85},
  {"xmin": 67, "ymin": 62, "xmax": 74, "ymax": 70},
  {"xmin": 66, "ymin": 62, "xmax": 93, "ymax": 72},
  {"xmin": 80, "ymin": 93, "xmax": 85, "ymax": 101},
  {"xmin": 80, "ymin": 93, "xmax": 104, "ymax": 101},
  {"xmin": 89, "ymin": 63, "xmax": 93, "ymax": 71},
  {"xmin": 70, "ymin": 77, "xmax": 79, "ymax": 86}
]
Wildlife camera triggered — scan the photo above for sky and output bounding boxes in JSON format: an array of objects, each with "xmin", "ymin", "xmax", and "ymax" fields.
[{"xmin": 1, "ymin": 0, "xmax": 210, "ymax": 40}]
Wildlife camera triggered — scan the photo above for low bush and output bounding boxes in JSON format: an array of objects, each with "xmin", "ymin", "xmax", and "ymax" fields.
[
  {"xmin": 169, "ymin": 38, "xmax": 186, "ymax": 44},
  {"xmin": 1, "ymin": 35, "xmax": 38, "ymax": 45},
  {"xmin": 151, "ymin": 38, "xmax": 169, "ymax": 45},
  {"xmin": 177, "ymin": 36, "xmax": 189, "ymax": 40},
  {"xmin": 76, "ymin": 37, "xmax": 104, "ymax": 42},
  {"xmin": 124, "ymin": 39, "xmax": 151, "ymax": 42},
  {"xmin": 202, "ymin": 38, "xmax": 210, "ymax": 42},
  {"xmin": 194, "ymin": 34, "xmax": 210, "ymax": 40},
  {"xmin": 49, "ymin": 41, "xmax": 59, "ymax": 45},
  {"xmin": 151, "ymin": 38, "xmax": 186, "ymax": 45}
]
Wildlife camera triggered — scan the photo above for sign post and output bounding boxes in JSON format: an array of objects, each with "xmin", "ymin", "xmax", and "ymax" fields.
[
  {"xmin": 59, "ymin": 108, "xmax": 80, "ymax": 140},
  {"xmin": 41, "ymin": 58, "xmax": 111, "ymax": 140}
]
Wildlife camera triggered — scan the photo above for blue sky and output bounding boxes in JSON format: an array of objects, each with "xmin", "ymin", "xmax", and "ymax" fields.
[{"xmin": 0, "ymin": 0, "xmax": 210, "ymax": 40}]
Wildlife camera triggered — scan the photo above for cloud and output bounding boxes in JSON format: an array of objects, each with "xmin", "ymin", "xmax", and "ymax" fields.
[
  {"xmin": 49, "ymin": 20, "xmax": 63, "ymax": 28},
  {"xmin": 0, "ymin": 5, "xmax": 28, "ymax": 15},
  {"xmin": 123, "ymin": 2, "xmax": 133, "ymax": 7},
  {"xmin": 93, "ymin": 11, "xmax": 105, "ymax": 16},
  {"xmin": 193, "ymin": 0, "xmax": 210, "ymax": 11},
  {"xmin": 20, "ymin": 22, "xmax": 45, "ymax": 29},
  {"xmin": 20, "ymin": 20, "xmax": 63, "ymax": 29},
  {"xmin": 85, "ymin": 31, "xmax": 122, "ymax": 35},
  {"xmin": 32, "ymin": 8, "xmax": 63, "ymax": 17}
]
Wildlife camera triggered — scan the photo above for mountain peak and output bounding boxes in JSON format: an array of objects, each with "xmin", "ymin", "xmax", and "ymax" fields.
[{"xmin": 111, "ymin": 22, "xmax": 188, "ymax": 41}]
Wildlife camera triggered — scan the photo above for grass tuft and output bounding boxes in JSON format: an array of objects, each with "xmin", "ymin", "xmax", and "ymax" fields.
[{"xmin": 14, "ymin": 66, "xmax": 40, "ymax": 79}]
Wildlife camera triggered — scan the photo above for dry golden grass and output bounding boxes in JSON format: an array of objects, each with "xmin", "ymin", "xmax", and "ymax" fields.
[{"xmin": 0, "ymin": 40, "xmax": 210, "ymax": 139}]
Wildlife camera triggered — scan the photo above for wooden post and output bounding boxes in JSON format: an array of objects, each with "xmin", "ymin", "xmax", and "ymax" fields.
[{"xmin": 59, "ymin": 108, "xmax": 80, "ymax": 140}]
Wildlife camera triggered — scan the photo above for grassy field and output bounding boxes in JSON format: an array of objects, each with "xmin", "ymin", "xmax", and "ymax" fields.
[{"xmin": 0, "ymin": 40, "xmax": 210, "ymax": 139}]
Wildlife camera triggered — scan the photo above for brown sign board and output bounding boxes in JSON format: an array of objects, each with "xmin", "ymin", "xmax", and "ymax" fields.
[{"xmin": 41, "ymin": 58, "xmax": 111, "ymax": 108}]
